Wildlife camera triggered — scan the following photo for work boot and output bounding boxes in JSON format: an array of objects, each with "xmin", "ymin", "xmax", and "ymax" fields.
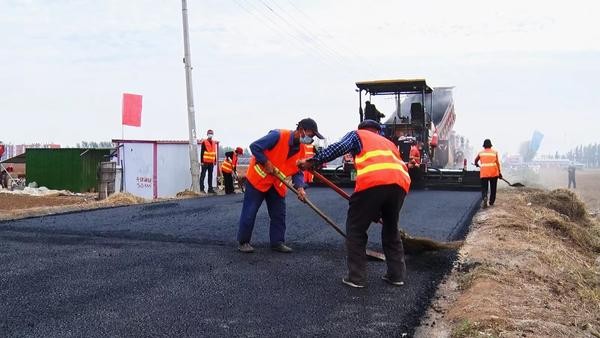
[
  {"xmin": 382, "ymin": 275, "xmax": 405, "ymax": 287},
  {"xmin": 342, "ymin": 277, "xmax": 365, "ymax": 288},
  {"xmin": 482, "ymin": 196, "xmax": 488, "ymax": 209},
  {"xmin": 238, "ymin": 243, "xmax": 255, "ymax": 253},
  {"xmin": 207, "ymin": 188, "xmax": 216, "ymax": 194},
  {"xmin": 270, "ymin": 243, "xmax": 293, "ymax": 253}
]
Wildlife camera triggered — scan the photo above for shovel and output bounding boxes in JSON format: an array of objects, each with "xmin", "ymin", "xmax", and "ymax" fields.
[
  {"xmin": 272, "ymin": 167, "xmax": 385, "ymax": 261},
  {"xmin": 310, "ymin": 170, "xmax": 463, "ymax": 253},
  {"xmin": 501, "ymin": 177, "xmax": 525, "ymax": 187}
]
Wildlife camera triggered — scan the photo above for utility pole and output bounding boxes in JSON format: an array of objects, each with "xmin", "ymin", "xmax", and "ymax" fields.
[{"xmin": 181, "ymin": 0, "xmax": 201, "ymax": 192}]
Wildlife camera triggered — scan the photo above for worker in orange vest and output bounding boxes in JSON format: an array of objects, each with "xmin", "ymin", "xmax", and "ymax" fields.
[
  {"xmin": 408, "ymin": 140, "xmax": 421, "ymax": 168},
  {"xmin": 298, "ymin": 119, "xmax": 411, "ymax": 288},
  {"xmin": 238, "ymin": 118, "xmax": 324, "ymax": 254},
  {"xmin": 474, "ymin": 139, "xmax": 502, "ymax": 208},
  {"xmin": 200, "ymin": 129, "xmax": 217, "ymax": 193},
  {"xmin": 303, "ymin": 143, "xmax": 315, "ymax": 184},
  {"xmin": 221, "ymin": 147, "xmax": 244, "ymax": 194}
]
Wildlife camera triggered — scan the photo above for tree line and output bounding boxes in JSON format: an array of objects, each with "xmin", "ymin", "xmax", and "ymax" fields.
[{"xmin": 548, "ymin": 143, "xmax": 600, "ymax": 168}]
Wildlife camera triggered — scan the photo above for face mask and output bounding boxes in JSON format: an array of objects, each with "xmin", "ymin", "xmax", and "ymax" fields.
[
  {"xmin": 300, "ymin": 132, "xmax": 313, "ymax": 145},
  {"xmin": 207, "ymin": 134, "xmax": 213, "ymax": 139}
]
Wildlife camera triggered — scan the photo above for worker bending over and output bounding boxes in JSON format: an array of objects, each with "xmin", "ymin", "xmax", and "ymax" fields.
[
  {"xmin": 221, "ymin": 147, "xmax": 244, "ymax": 194},
  {"xmin": 474, "ymin": 139, "xmax": 502, "ymax": 208},
  {"xmin": 237, "ymin": 118, "xmax": 324, "ymax": 254},
  {"xmin": 298, "ymin": 119, "xmax": 411, "ymax": 288}
]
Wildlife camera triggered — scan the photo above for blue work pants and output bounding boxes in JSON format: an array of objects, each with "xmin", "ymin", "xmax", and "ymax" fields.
[{"xmin": 237, "ymin": 181, "xmax": 286, "ymax": 245}]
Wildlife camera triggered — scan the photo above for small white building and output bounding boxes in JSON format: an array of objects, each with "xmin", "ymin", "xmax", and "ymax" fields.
[{"xmin": 113, "ymin": 139, "xmax": 219, "ymax": 199}]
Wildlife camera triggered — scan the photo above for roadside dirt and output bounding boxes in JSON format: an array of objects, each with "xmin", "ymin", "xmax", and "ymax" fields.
[
  {"xmin": 0, "ymin": 191, "xmax": 149, "ymax": 221},
  {"xmin": 416, "ymin": 169, "xmax": 600, "ymax": 338},
  {"xmin": 0, "ymin": 183, "xmax": 242, "ymax": 221}
]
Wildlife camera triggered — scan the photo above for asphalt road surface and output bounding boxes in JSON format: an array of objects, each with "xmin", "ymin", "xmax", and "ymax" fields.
[{"xmin": 0, "ymin": 188, "xmax": 480, "ymax": 337}]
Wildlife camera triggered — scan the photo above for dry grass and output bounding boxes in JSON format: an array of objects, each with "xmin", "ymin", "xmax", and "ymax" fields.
[
  {"xmin": 175, "ymin": 189, "xmax": 201, "ymax": 198},
  {"xmin": 0, "ymin": 192, "xmax": 148, "ymax": 221},
  {"xmin": 416, "ymin": 186, "xmax": 600, "ymax": 338}
]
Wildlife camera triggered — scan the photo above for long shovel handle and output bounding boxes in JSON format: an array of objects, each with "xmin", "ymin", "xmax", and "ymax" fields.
[
  {"xmin": 273, "ymin": 168, "xmax": 346, "ymax": 237},
  {"xmin": 311, "ymin": 170, "xmax": 351, "ymax": 199}
]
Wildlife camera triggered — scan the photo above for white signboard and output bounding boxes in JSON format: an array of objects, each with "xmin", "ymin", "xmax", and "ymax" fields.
[{"xmin": 116, "ymin": 140, "xmax": 218, "ymax": 199}]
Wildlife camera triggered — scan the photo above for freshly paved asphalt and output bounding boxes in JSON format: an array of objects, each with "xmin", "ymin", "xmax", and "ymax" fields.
[{"xmin": 0, "ymin": 188, "xmax": 480, "ymax": 337}]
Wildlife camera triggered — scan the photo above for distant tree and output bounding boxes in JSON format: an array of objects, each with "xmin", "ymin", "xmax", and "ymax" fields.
[{"xmin": 76, "ymin": 141, "xmax": 113, "ymax": 148}]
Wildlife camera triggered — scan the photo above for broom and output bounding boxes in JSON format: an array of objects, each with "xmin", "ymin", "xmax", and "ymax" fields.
[{"xmin": 311, "ymin": 170, "xmax": 463, "ymax": 253}]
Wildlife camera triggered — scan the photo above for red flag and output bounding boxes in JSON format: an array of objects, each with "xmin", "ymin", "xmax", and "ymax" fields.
[{"xmin": 122, "ymin": 93, "xmax": 142, "ymax": 127}]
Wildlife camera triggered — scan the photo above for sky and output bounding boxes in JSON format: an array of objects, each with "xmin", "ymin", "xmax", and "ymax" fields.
[{"xmin": 1, "ymin": 0, "xmax": 599, "ymax": 155}]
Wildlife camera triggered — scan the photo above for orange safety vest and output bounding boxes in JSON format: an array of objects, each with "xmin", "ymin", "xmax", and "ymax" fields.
[
  {"xmin": 477, "ymin": 148, "xmax": 500, "ymax": 178},
  {"xmin": 221, "ymin": 157, "xmax": 233, "ymax": 174},
  {"xmin": 409, "ymin": 145, "xmax": 421, "ymax": 165},
  {"xmin": 303, "ymin": 144, "xmax": 315, "ymax": 183},
  {"xmin": 246, "ymin": 129, "xmax": 306, "ymax": 197},
  {"xmin": 202, "ymin": 139, "xmax": 216, "ymax": 164},
  {"xmin": 354, "ymin": 129, "xmax": 411, "ymax": 193}
]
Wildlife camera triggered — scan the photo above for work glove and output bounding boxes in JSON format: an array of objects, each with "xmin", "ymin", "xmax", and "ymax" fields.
[
  {"xmin": 296, "ymin": 158, "xmax": 316, "ymax": 170},
  {"xmin": 263, "ymin": 160, "xmax": 275, "ymax": 175},
  {"xmin": 498, "ymin": 173, "xmax": 503, "ymax": 179},
  {"xmin": 296, "ymin": 187, "xmax": 307, "ymax": 202}
]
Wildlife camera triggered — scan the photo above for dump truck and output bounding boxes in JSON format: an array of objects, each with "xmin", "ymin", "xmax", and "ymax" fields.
[{"xmin": 316, "ymin": 78, "xmax": 480, "ymax": 189}]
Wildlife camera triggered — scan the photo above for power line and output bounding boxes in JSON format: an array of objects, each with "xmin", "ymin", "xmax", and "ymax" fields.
[
  {"xmin": 282, "ymin": 0, "xmax": 378, "ymax": 74},
  {"xmin": 232, "ymin": 0, "xmax": 339, "ymax": 70},
  {"xmin": 256, "ymin": 0, "xmax": 351, "ymax": 68}
]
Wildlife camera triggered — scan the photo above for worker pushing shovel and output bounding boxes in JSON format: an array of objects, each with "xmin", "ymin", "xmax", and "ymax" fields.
[
  {"xmin": 236, "ymin": 118, "xmax": 325, "ymax": 254},
  {"xmin": 298, "ymin": 119, "xmax": 418, "ymax": 288}
]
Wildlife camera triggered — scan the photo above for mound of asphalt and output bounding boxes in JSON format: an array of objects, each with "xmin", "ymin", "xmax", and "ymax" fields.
[{"xmin": 0, "ymin": 188, "xmax": 480, "ymax": 337}]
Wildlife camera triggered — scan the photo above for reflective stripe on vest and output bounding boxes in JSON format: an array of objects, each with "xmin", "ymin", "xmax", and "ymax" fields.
[
  {"xmin": 354, "ymin": 129, "xmax": 411, "ymax": 193},
  {"xmin": 221, "ymin": 159, "xmax": 233, "ymax": 174},
  {"xmin": 202, "ymin": 140, "xmax": 216, "ymax": 163},
  {"xmin": 478, "ymin": 148, "xmax": 500, "ymax": 178},
  {"xmin": 304, "ymin": 145, "xmax": 314, "ymax": 158},
  {"xmin": 245, "ymin": 129, "xmax": 306, "ymax": 197}
]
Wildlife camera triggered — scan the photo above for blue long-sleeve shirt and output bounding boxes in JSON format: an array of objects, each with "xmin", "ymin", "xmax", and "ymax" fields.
[
  {"xmin": 249, "ymin": 129, "xmax": 305, "ymax": 188},
  {"xmin": 311, "ymin": 131, "xmax": 362, "ymax": 164}
]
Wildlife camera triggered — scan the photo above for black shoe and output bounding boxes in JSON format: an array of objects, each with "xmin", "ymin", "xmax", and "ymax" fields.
[
  {"xmin": 342, "ymin": 277, "xmax": 365, "ymax": 288},
  {"xmin": 270, "ymin": 243, "xmax": 293, "ymax": 253},
  {"xmin": 207, "ymin": 189, "xmax": 216, "ymax": 194},
  {"xmin": 382, "ymin": 275, "xmax": 404, "ymax": 286}
]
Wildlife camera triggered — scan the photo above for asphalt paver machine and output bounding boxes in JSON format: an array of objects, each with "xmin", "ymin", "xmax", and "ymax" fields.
[{"xmin": 317, "ymin": 79, "xmax": 480, "ymax": 190}]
